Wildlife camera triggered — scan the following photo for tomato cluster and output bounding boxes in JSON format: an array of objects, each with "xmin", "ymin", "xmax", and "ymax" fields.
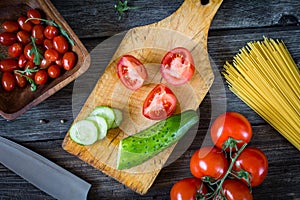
[
  {"xmin": 0, "ymin": 8, "xmax": 77, "ymax": 92},
  {"xmin": 170, "ymin": 112, "xmax": 268, "ymax": 200},
  {"xmin": 116, "ymin": 47, "xmax": 195, "ymax": 120}
]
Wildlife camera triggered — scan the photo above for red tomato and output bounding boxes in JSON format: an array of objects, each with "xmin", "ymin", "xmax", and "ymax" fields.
[
  {"xmin": 221, "ymin": 179, "xmax": 253, "ymax": 200},
  {"xmin": 43, "ymin": 39, "xmax": 54, "ymax": 49},
  {"xmin": 55, "ymin": 57, "xmax": 63, "ymax": 67},
  {"xmin": 233, "ymin": 147, "xmax": 268, "ymax": 187},
  {"xmin": 2, "ymin": 20, "xmax": 19, "ymax": 32},
  {"xmin": 53, "ymin": 35, "xmax": 69, "ymax": 54},
  {"xmin": 14, "ymin": 72, "xmax": 27, "ymax": 88},
  {"xmin": 24, "ymin": 43, "xmax": 34, "ymax": 61},
  {"xmin": 39, "ymin": 58, "xmax": 52, "ymax": 69},
  {"xmin": 24, "ymin": 61, "xmax": 36, "ymax": 80},
  {"xmin": 142, "ymin": 84, "xmax": 177, "ymax": 120},
  {"xmin": 27, "ymin": 9, "xmax": 41, "ymax": 24},
  {"xmin": 62, "ymin": 51, "xmax": 76, "ymax": 70},
  {"xmin": 18, "ymin": 16, "xmax": 33, "ymax": 32},
  {"xmin": 32, "ymin": 24, "xmax": 44, "ymax": 44},
  {"xmin": 170, "ymin": 178, "xmax": 207, "ymax": 200},
  {"xmin": 161, "ymin": 47, "xmax": 195, "ymax": 86},
  {"xmin": 8, "ymin": 43, "xmax": 23, "ymax": 58},
  {"xmin": 34, "ymin": 70, "xmax": 48, "ymax": 85},
  {"xmin": 210, "ymin": 112, "xmax": 252, "ymax": 152},
  {"xmin": 47, "ymin": 65, "xmax": 61, "ymax": 78},
  {"xmin": 17, "ymin": 30, "xmax": 31, "ymax": 44},
  {"xmin": 0, "ymin": 59, "xmax": 18, "ymax": 72},
  {"xmin": 44, "ymin": 48, "xmax": 59, "ymax": 62},
  {"xmin": 0, "ymin": 32, "xmax": 17, "ymax": 46},
  {"xmin": 190, "ymin": 146, "xmax": 229, "ymax": 180},
  {"xmin": 2, "ymin": 72, "xmax": 15, "ymax": 92},
  {"xmin": 116, "ymin": 55, "xmax": 148, "ymax": 90},
  {"xmin": 44, "ymin": 25, "xmax": 59, "ymax": 39},
  {"xmin": 18, "ymin": 54, "xmax": 28, "ymax": 68}
]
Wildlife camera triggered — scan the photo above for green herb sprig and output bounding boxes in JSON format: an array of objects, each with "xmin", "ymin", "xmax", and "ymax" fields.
[
  {"xmin": 15, "ymin": 66, "xmax": 40, "ymax": 91},
  {"xmin": 29, "ymin": 37, "xmax": 43, "ymax": 66},
  {"xmin": 114, "ymin": 0, "xmax": 139, "ymax": 21}
]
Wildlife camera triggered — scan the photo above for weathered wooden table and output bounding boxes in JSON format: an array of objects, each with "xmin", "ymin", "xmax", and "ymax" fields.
[{"xmin": 0, "ymin": 0, "xmax": 299, "ymax": 199}]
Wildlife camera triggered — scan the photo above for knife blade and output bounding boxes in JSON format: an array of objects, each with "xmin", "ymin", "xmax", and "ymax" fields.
[{"xmin": 0, "ymin": 136, "xmax": 91, "ymax": 200}]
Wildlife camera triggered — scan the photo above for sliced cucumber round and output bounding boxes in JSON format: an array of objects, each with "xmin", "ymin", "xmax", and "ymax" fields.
[
  {"xmin": 86, "ymin": 115, "xmax": 108, "ymax": 140},
  {"xmin": 69, "ymin": 120, "xmax": 99, "ymax": 146},
  {"xmin": 111, "ymin": 108, "xmax": 123, "ymax": 128},
  {"xmin": 90, "ymin": 106, "xmax": 115, "ymax": 129}
]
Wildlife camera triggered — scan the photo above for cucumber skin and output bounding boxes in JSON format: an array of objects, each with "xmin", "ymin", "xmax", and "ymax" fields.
[{"xmin": 117, "ymin": 110, "xmax": 199, "ymax": 170}]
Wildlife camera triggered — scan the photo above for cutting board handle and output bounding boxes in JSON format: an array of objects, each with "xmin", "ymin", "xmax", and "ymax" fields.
[{"xmin": 152, "ymin": 0, "xmax": 223, "ymax": 42}]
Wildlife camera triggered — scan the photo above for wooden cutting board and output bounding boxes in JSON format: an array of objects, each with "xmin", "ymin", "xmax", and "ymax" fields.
[{"xmin": 62, "ymin": 0, "xmax": 223, "ymax": 195}]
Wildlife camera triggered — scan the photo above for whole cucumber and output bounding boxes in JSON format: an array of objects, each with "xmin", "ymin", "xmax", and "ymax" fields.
[{"xmin": 117, "ymin": 110, "xmax": 199, "ymax": 170}]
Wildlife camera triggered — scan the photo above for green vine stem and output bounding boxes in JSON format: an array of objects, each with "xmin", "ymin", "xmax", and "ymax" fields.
[
  {"xmin": 114, "ymin": 0, "xmax": 140, "ymax": 21},
  {"xmin": 15, "ymin": 66, "xmax": 39, "ymax": 91}
]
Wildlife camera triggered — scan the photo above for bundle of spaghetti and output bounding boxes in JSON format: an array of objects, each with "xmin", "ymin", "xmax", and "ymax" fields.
[{"xmin": 222, "ymin": 37, "xmax": 300, "ymax": 150}]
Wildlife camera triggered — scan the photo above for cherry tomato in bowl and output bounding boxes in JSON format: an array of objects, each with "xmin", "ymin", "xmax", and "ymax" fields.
[
  {"xmin": 2, "ymin": 20, "xmax": 19, "ymax": 32},
  {"xmin": 116, "ymin": 54, "xmax": 148, "ymax": 90},
  {"xmin": 190, "ymin": 146, "xmax": 229, "ymax": 180},
  {"xmin": 2, "ymin": 72, "xmax": 16, "ymax": 92},
  {"xmin": 161, "ymin": 47, "xmax": 195, "ymax": 86},
  {"xmin": 170, "ymin": 178, "xmax": 207, "ymax": 200},
  {"xmin": 27, "ymin": 9, "xmax": 41, "ymax": 24},
  {"xmin": 210, "ymin": 112, "xmax": 252, "ymax": 152},
  {"xmin": 142, "ymin": 83, "xmax": 177, "ymax": 120},
  {"xmin": 233, "ymin": 147, "xmax": 268, "ymax": 187}
]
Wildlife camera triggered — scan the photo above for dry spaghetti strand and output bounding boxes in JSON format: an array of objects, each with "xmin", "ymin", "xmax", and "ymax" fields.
[{"xmin": 223, "ymin": 37, "xmax": 300, "ymax": 150}]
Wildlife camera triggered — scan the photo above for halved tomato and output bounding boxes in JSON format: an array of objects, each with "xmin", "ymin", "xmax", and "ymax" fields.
[
  {"xmin": 116, "ymin": 55, "xmax": 148, "ymax": 90},
  {"xmin": 161, "ymin": 47, "xmax": 195, "ymax": 86},
  {"xmin": 142, "ymin": 84, "xmax": 177, "ymax": 120}
]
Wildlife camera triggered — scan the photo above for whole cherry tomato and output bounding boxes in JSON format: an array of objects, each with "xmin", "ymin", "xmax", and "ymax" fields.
[
  {"xmin": 39, "ymin": 58, "xmax": 52, "ymax": 69},
  {"xmin": 34, "ymin": 70, "xmax": 48, "ymax": 85},
  {"xmin": 24, "ymin": 61, "xmax": 36, "ymax": 80},
  {"xmin": 17, "ymin": 16, "xmax": 33, "ymax": 32},
  {"xmin": 190, "ymin": 146, "xmax": 229, "ymax": 180},
  {"xmin": 233, "ymin": 147, "xmax": 268, "ymax": 187},
  {"xmin": 142, "ymin": 84, "xmax": 177, "ymax": 120},
  {"xmin": 2, "ymin": 72, "xmax": 15, "ymax": 92},
  {"xmin": 161, "ymin": 47, "xmax": 195, "ymax": 86},
  {"xmin": 24, "ymin": 43, "xmax": 34, "ymax": 61},
  {"xmin": 32, "ymin": 24, "xmax": 44, "ymax": 44},
  {"xmin": 8, "ymin": 43, "xmax": 23, "ymax": 58},
  {"xmin": 18, "ymin": 54, "xmax": 28, "ymax": 68},
  {"xmin": 210, "ymin": 112, "xmax": 252, "ymax": 152},
  {"xmin": 44, "ymin": 25, "xmax": 59, "ymax": 39},
  {"xmin": 0, "ymin": 32, "xmax": 17, "ymax": 46},
  {"xmin": 0, "ymin": 59, "xmax": 18, "ymax": 72},
  {"xmin": 17, "ymin": 30, "xmax": 31, "ymax": 44},
  {"xmin": 116, "ymin": 54, "xmax": 148, "ymax": 90},
  {"xmin": 170, "ymin": 178, "xmax": 207, "ymax": 200},
  {"xmin": 2, "ymin": 20, "xmax": 19, "ymax": 32},
  {"xmin": 221, "ymin": 179, "xmax": 253, "ymax": 200},
  {"xmin": 47, "ymin": 65, "xmax": 61, "ymax": 78},
  {"xmin": 44, "ymin": 48, "xmax": 59, "ymax": 62},
  {"xmin": 53, "ymin": 35, "xmax": 69, "ymax": 54},
  {"xmin": 14, "ymin": 72, "xmax": 27, "ymax": 88},
  {"xmin": 55, "ymin": 57, "xmax": 63, "ymax": 67},
  {"xmin": 27, "ymin": 9, "xmax": 41, "ymax": 24},
  {"xmin": 62, "ymin": 51, "xmax": 76, "ymax": 70},
  {"xmin": 43, "ymin": 39, "xmax": 54, "ymax": 49}
]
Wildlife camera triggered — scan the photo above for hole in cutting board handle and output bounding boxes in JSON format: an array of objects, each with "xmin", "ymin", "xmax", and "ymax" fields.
[{"xmin": 200, "ymin": 0, "xmax": 209, "ymax": 5}]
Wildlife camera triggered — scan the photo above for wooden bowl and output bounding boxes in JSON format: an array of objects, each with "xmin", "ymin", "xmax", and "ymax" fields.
[{"xmin": 0, "ymin": 0, "xmax": 90, "ymax": 120}]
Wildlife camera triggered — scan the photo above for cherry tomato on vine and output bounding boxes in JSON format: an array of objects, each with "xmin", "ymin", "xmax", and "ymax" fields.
[
  {"xmin": 190, "ymin": 146, "xmax": 229, "ymax": 180},
  {"xmin": 47, "ymin": 65, "xmax": 61, "ymax": 78},
  {"xmin": 161, "ymin": 47, "xmax": 195, "ymax": 86},
  {"xmin": 44, "ymin": 48, "xmax": 59, "ymax": 62},
  {"xmin": 34, "ymin": 70, "xmax": 48, "ymax": 85},
  {"xmin": 32, "ymin": 24, "xmax": 44, "ymax": 44},
  {"xmin": 0, "ymin": 32, "xmax": 17, "ymax": 46},
  {"xmin": 210, "ymin": 112, "xmax": 252, "ymax": 152},
  {"xmin": 17, "ymin": 30, "xmax": 31, "ymax": 44},
  {"xmin": 233, "ymin": 147, "xmax": 268, "ymax": 187},
  {"xmin": 24, "ymin": 43, "xmax": 34, "ymax": 61},
  {"xmin": 221, "ymin": 179, "xmax": 253, "ymax": 200},
  {"xmin": 17, "ymin": 16, "xmax": 33, "ymax": 32},
  {"xmin": 62, "ymin": 51, "xmax": 76, "ymax": 70},
  {"xmin": 24, "ymin": 61, "xmax": 36, "ymax": 80},
  {"xmin": 0, "ymin": 59, "xmax": 18, "ymax": 72},
  {"xmin": 44, "ymin": 25, "xmax": 59, "ymax": 39},
  {"xmin": 53, "ymin": 35, "xmax": 69, "ymax": 54},
  {"xmin": 27, "ymin": 9, "xmax": 41, "ymax": 24},
  {"xmin": 142, "ymin": 84, "xmax": 177, "ymax": 120},
  {"xmin": 14, "ymin": 72, "xmax": 27, "ymax": 88},
  {"xmin": 2, "ymin": 20, "xmax": 19, "ymax": 32},
  {"xmin": 170, "ymin": 178, "xmax": 207, "ymax": 200},
  {"xmin": 8, "ymin": 43, "xmax": 23, "ymax": 58},
  {"xmin": 116, "ymin": 54, "xmax": 148, "ymax": 90},
  {"xmin": 2, "ymin": 72, "xmax": 15, "ymax": 92}
]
